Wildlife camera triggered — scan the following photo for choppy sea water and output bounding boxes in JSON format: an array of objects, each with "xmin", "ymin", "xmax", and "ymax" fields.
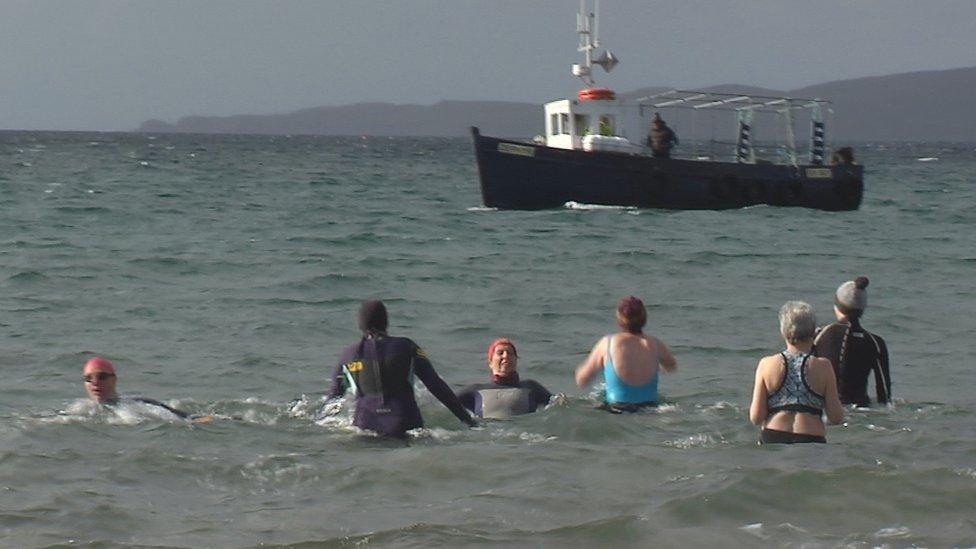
[{"xmin": 1, "ymin": 131, "xmax": 974, "ymax": 547}]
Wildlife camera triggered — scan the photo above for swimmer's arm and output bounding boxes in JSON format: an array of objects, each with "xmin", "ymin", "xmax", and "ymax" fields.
[
  {"xmin": 574, "ymin": 337, "xmax": 607, "ymax": 388},
  {"xmin": 135, "ymin": 397, "xmax": 190, "ymax": 420},
  {"xmin": 455, "ymin": 384, "xmax": 477, "ymax": 412},
  {"xmin": 749, "ymin": 360, "xmax": 769, "ymax": 426},
  {"xmin": 531, "ymin": 381, "xmax": 553, "ymax": 405},
  {"xmin": 874, "ymin": 338, "xmax": 892, "ymax": 405},
  {"xmin": 414, "ymin": 359, "xmax": 476, "ymax": 427},
  {"xmin": 657, "ymin": 338, "xmax": 677, "ymax": 373},
  {"xmin": 819, "ymin": 358, "xmax": 844, "ymax": 425},
  {"xmin": 326, "ymin": 362, "xmax": 346, "ymax": 400}
]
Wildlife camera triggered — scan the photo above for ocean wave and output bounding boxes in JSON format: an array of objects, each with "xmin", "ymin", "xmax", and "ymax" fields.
[
  {"xmin": 563, "ymin": 201, "xmax": 636, "ymax": 211},
  {"xmin": 663, "ymin": 432, "xmax": 718, "ymax": 449},
  {"xmin": 39, "ymin": 399, "xmax": 189, "ymax": 425},
  {"xmin": 4, "ymin": 270, "xmax": 49, "ymax": 284},
  {"xmin": 874, "ymin": 525, "xmax": 913, "ymax": 538},
  {"xmin": 240, "ymin": 454, "xmax": 320, "ymax": 485}
]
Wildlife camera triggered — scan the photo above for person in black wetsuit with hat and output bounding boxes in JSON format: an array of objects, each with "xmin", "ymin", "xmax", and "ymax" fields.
[
  {"xmin": 814, "ymin": 276, "xmax": 892, "ymax": 407},
  {"xmin": 457, "ymin": 338, "xmax": 552, "ymax": 419},
  {"xmin": 327, "ymin": 300, "xmax": 475, "ymax": 437}
]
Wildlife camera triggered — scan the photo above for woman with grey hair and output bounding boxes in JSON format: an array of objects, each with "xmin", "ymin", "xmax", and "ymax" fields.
[{"xmin": 749, "ymin": 301, "xmax": 844, "ymax": 444}]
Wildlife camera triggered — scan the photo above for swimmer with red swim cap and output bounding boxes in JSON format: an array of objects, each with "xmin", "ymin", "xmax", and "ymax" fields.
[
  {"xmin": 82, "ymin": 357, "xmax": 118, "ymax": 404},
  {"xmin": 456, "ymin": 338, "xmax": 552, "ymax": 419},
  {"xmin": 81, "ymin": 356, "xmax": 213, "ymax": 423}
]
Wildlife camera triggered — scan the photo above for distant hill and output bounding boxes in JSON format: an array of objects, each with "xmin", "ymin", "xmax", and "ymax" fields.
[
  {"xmin": 139, "ymin": 101, "xmax": 540, "ymax": 138},
  {"xmin": 138, "ymin": 66, "xmax": 976, "ymax": 141},
  {"xmin": 790, "ymin": 67, "xmax": 976, "ymax": 141}
]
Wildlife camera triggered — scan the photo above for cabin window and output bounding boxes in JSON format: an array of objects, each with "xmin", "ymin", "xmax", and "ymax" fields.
[
  {"xmin": 559, "ymin": 113, "xmax": 570, "ymax": 135},
  {"xmin": 549, "ymin": 114, "xmax": 558, "ymax": 136},
  {"xmin": 599, "ymin": 115, "xmax": 615, "ymax": 136},
  {"xmin": 575, "ymin": 114, "xmax": 590, "ymax": 136}
]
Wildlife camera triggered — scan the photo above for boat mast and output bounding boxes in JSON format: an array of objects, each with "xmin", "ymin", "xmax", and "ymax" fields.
[{"xmin": 573, "ymin": 0, "xmax": 616, "ymax": 89}]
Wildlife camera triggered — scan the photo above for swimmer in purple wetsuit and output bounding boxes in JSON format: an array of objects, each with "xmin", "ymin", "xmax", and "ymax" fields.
[{"xmin": 327, "ymin": 300, "xmax": 475, "ymax": 437}]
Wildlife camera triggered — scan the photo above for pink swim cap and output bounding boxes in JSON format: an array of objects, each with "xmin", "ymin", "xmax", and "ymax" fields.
[
  {"xmin": 84, "ymin": 356, "xmax": 116, "ymax": 374},
  {"xmin": 487, "ymin": 338, "xmax": 517, "ymax": 361}
]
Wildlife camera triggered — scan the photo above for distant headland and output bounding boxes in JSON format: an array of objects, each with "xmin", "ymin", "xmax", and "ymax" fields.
[{"xmin": 138, "ymin": 66, "xmax": 976, "ymax": 142}]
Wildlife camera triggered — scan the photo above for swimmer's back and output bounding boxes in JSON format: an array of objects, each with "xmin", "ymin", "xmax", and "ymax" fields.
[{"xmin": 608, "ymin": 333, "xmax": 675, "ymax": 385}]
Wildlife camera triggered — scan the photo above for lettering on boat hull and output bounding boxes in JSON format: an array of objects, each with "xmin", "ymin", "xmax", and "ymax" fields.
[{"xmin": 498, "ymin": 143, "xmax": 536, "ymax": 157}]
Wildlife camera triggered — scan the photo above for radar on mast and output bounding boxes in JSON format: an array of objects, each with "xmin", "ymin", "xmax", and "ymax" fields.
[{"xmin": 594, "ymin": 50, "xmax": 618, "ymax": 73}]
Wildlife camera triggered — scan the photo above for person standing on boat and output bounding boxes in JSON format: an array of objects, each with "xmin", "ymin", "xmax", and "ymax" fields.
[
  {"xmin": 648, "ymin": 112, "xmax": 678, "ymax": 158},
  {"xmin": 830, "ymin": 147, "xmax": 856, "ymax": 165},
  {"xmin": 457, "ymin": 338, "xmax": 552, "ymax": 419},
  {"xmin": 750, "ymin": 301, "xmax": 844, "ymax": 444},
  {"xmin": 813, "ymin": 277, "xmax": 892, "ymax": 407},
  {"xmin": 327, "ymin": 300, "xmax": 476, "ymax": 437},
  {"xmin": 575, "ymin": 296, "xmax": 677, "ymax": 412}
]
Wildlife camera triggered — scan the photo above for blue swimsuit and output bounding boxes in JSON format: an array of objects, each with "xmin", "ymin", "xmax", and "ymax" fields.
[{"xmin": 603, "ymin": 336, "xmax": 659, "ymax": 405}]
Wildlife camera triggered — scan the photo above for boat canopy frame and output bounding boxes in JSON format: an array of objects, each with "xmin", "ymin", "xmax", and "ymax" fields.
[
  {"xmin": 633, "ymin": 89, "xmax": 832, "ymax": 166},
  {"xmin": 634, "ymin": 89, "xmax": 830, "ymax": 114}
]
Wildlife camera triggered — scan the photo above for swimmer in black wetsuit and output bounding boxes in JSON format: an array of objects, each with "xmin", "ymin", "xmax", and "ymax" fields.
[
  {"xmin": 81, "ymin": 357, "xmax": 212, "ymax": 422},
  {"xmin": 457, "ymin": 338, "xmax": 552, "ymax": 419},
  {"xmin": 327, "ymin": 300, "xmax": 475, "ymax": 437},
  {"xmin": 814, "ymin": 276, "xmax": 892, "ymax": 406}
]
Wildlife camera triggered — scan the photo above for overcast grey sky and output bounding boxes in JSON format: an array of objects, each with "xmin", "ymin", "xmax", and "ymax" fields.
[{"xmin": 4, "ymin": 0, "xmax": 976, "ymax": 131}]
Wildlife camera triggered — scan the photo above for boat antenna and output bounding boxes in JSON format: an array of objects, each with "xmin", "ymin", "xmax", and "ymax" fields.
[{"xmin": 572, "ymin": 0, "xmax": 617, "ymax": 88}]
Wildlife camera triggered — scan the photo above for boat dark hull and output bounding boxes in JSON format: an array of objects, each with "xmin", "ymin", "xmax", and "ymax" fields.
[{"xmin": 472, "ymin": 127, "xmax": 863, "ymax": 211}]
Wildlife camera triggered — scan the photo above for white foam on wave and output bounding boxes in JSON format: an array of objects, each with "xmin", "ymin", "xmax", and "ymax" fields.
[
  {"xmin": 486, "ymin": 426, "xmax": 558, "ymax": 444},
  {"xmin": 563, "ymin": 201, "xmax": 636, "ymax": 211},
  {"xmin": 407, "ymin": 426, "xmax": 462, "ymax": 442},
  {"xmin": 874, "ymin": 525, "xmax": 912, "ymax": 539},
  {"xmin": 739, "ymin": 523, "xmax": 768, "ymax": 540},
  {"xmin": 41, "ymin": 398, "xmax": 186, "ymax": 425},
  {"xmin": 700, "ymin": 401, "xmax": 737, "ymax": 412},
  {"xmin": 917, "ymin": 157, "xmax": 939, "ymax": 162},
  {"xmin": 664, "ymin": 432, "xmax": 715, "ymax": 449},
  {"xmin": 466, "ymin": 206, "xmax": 497, "ymax": 212},
  {"xmin": 241, "ymin": 454, "xmax": 319, "ymax": 485},
  {"xmin": 666, "ymin": 473, "xmax": 705, "ymax": 483},
  {"xmin": 740, "ymin": 522, "xmax": 809, "ymax": 540}
]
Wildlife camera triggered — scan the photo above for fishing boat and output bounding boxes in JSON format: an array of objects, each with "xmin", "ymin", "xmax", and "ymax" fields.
[{"xmin": 471, "ymin": 1, "xmax": 863, "ymax": 211}]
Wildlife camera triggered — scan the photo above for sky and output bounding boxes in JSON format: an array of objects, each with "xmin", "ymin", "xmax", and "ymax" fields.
[{"xmin": 4, "ymin": 0, "xmax": 976, "ymax": 131}]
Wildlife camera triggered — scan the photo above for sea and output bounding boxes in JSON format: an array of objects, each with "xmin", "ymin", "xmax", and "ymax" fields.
[{"xmin": 1, "ymin": 131, "xmax": 974, "ymax": 548}]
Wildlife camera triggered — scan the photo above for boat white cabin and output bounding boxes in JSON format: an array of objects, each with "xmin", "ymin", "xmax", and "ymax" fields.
[
  {"xmin": 544, "ymin": 96, "xmax": 646, "ymax": 152},
  {"xmin": 542, "ymin": 0, "xmax": 646, "ymax": 153}
]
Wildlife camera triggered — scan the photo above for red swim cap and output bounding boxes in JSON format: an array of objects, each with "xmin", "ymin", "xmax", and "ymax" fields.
[
  {"xmin": 84, "ymin": 356, "xmax": 116, "ymax": 374},
  {"xmin": 487, "ymin": 338, "xmax": 517, "ymax": 361}
]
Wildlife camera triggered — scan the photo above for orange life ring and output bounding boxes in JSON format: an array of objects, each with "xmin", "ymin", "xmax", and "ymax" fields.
[{"xmin": 578, "ymin": 88, "xmax": 616, "ymax": 101}]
